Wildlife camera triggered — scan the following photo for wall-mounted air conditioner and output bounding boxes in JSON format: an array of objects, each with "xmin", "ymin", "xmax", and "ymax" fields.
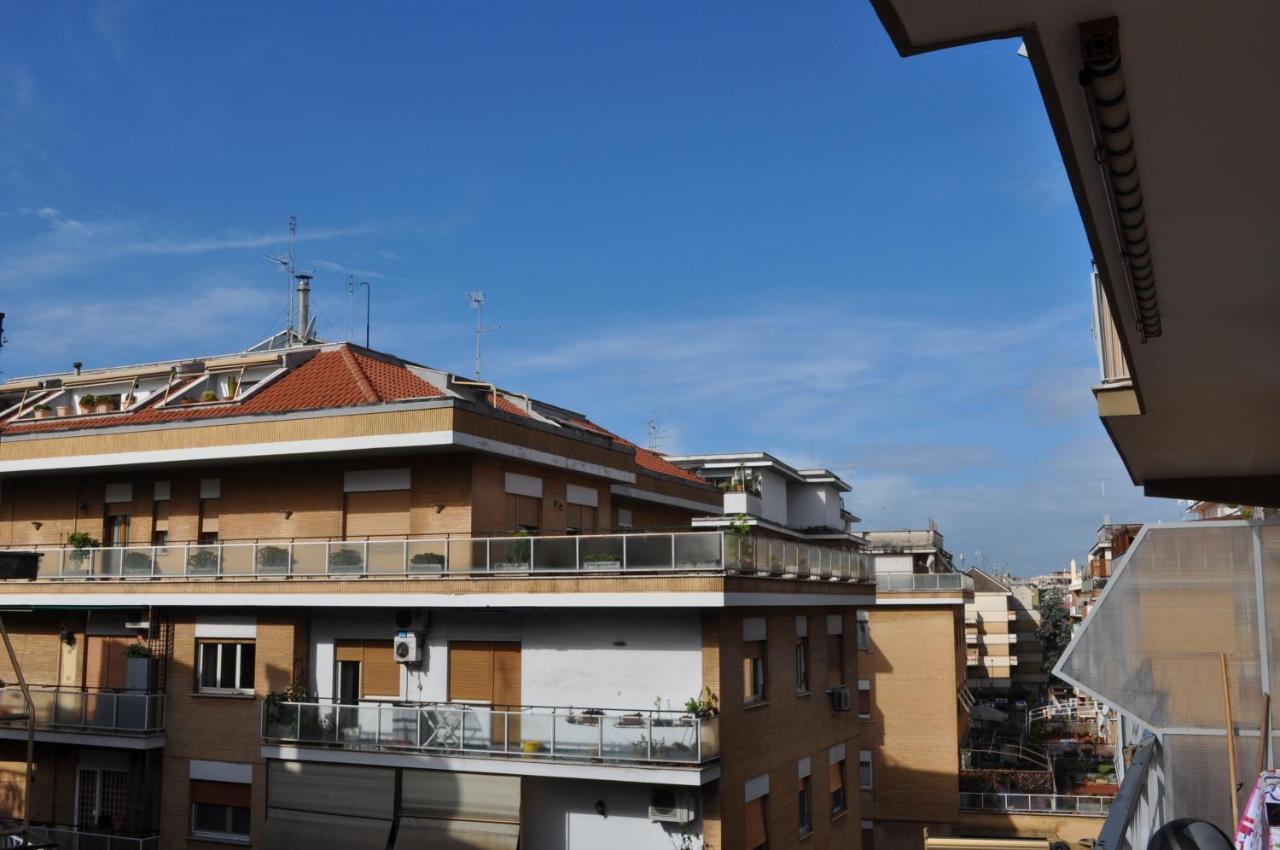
[
  {"xmin": 826, "ymin": 685, "xmax": 851, "ymax": 712},
  {"xmin": 649, "ymin": 788, "xmax": 694, "ymax": 823},
  {"xmin": 393, "ymin": 631, "xmax": 424, "ymax": 665}
]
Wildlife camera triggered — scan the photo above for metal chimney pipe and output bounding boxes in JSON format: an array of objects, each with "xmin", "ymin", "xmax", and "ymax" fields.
[{"xmin": 294, "ymin": 273, "xmax": 314, "ymax": 342}]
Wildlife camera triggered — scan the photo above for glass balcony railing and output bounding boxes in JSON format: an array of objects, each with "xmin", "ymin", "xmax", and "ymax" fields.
[
  {"xmin": 875, "ymin": 572, "xmax": 973, "ymax": 592},
  {"xmin": 959, "ymin": 792, "xmax": 1114, "ymax": 816},
  {"xmin": 20, "ymin": 824, "xmax": 161, "ymax": 849},
  {"xmin": 262, "ymin": 701, "xmax": 719, "ymax": 767},
  {"xmin": 0, "ymin": 686, "xmax": 164, "ymax": 735},
  {"xmin": 4, "ymin": 531, "xmax": 873, "ymax": 584}
]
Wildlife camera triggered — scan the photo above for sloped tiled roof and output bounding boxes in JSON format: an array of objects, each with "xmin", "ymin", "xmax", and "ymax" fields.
[
  {"xmin": 1, "ymin": 345, "xmax": 444, "ymax": 435},
  {"xmin": 565, "ymin": 417, "xmax": 706, "ymax": 484}
]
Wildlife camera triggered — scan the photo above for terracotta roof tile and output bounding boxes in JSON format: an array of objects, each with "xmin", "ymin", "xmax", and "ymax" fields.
[
  {"xmin": 566, "ymin": 417, "xmax": 707, "ymax": 484},
  {"xmin": 1, "ymin": 345, "xmax": 444, "ymax": 435}
]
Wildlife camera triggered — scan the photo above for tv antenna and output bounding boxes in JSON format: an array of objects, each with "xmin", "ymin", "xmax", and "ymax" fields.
[
  {"xmin": 646, "ymin": 411, "xmax": 670, "ymax": 452},
  {"xmin": 265, "ymin": 213, "xmax": 298, "ymax": 335},
  {"xmin": 468, "ymin": 291, "xmax": 500, "ymax": 379}
]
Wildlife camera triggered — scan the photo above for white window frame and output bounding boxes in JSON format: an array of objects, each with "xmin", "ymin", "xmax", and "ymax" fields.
[
  {"xmin": 859, "ymin": 750, "xmax": 873, "ymax": 790},
  {"xmin": 196, "ymin": 640, "xmax": 255, "ymax": 695}
]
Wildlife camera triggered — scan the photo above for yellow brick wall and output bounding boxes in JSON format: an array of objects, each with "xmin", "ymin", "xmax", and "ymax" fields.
[
  {"xmin": 862, "ymin": 606, "xmax": 964, "ymax": 827},
  {"xmin": 711, "ymin": 608, "xmax": 861, "ymax": 850}
]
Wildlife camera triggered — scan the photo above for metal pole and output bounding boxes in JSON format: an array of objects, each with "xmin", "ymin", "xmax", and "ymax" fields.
[
  {"xmin": 0, "ymin": 615, "xmax": 35, "ymax": 843},
  {"xmin": 362, "ymin": 282, "xmax": 371, "ymax": 348},
  {"xmin": 1223, "ymin": 652, "xmax": 1241, "ymax": 826}
]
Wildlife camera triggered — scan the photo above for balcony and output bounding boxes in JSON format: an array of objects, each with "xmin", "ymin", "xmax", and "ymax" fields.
[
  {"xmin": 17, "ymin": 824, "xmax": 160, "ymax": 849},
  {"xmin": 5, "ymin": 531, "xmax": 872, "ymax": 584},
  {"xmin": 0, "ymin": 686, "xmax": 164, "ymax": 742},
  {"xmin": 960, "ymin": 792, "xmax": 1113, "ymax": 816},
  {"xmin": 874, "ymin": 572, "xmax": 973, "ymax": 592},
  {"xmin": 261, "ymin": 701, "xmax": 719, "ymax": 769}
]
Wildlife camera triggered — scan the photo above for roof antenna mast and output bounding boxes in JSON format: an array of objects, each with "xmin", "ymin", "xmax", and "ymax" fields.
[
  {"xmin": 265, "ymin": 213, "xmax": 297, "ymax": 337},
  {"xmin": 468, "ymin": 291, "xmax": 501, "ymax": 379}
]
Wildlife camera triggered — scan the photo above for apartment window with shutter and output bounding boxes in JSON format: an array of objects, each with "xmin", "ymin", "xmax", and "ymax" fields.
[
  {"xmin": 798, "ymin": 773, "xmax": 812, "ymax": 837},
  {"xmin": 827, "ymin": 621, "xmax": 846, "ymax": 688},
  {"xmin": 190, "ymin": 780, "xmax": 251, "ymax": 842},
  {"xmin": 795, "ymin": 619, "xmax": 810, "ymax": 694},
  {"xmin": 862, "ymin": 820, "xmax": 875, "ymax": 849},
  {"xmin": 859, "ymin": 751, "xmax": 873, "ymax": 790},
  {"xmin": 198, "ymin": 499, "xmax": 220, "ymax": 545},
  {"xmin": 856, "ymin": 610, "xmax": 870, "ymax": 652},
  {"xmin": 447, "ymin": 641, "xmax": 522, "ymax": 708},
  {"xmin": 196, "ymin": 640, "xmax": 255, "ymax": 695},
  {"xmin": 858, "ymin": 679, "xmax": 872, "ymax": 720},
  {"xmin": 830, "ymin": 757, "xmax": 848, "ymax": 816},
  {"xmin": 745, "ymin": 795, "xmax": 768, "ymax": 850},
  {"xmin": 343, "ymin": 490, "xmax": 410, "ymax": 538},
  {"xmin": 335, "ymin": 640, "xmax": 401, "ymax": 700},
  {"xmin": 743, "ymin": 640, "xmax": 767, "ymax": 704},
  {"xmin": 505, "ymin": 494, "xmax": 541, "ymax": 533},
  {"xmin": 565, "ymin": 503, "xmax": 597, "ymax": 534}
]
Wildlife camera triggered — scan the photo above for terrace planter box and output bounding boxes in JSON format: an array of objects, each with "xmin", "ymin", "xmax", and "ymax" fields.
[
  {"xmin": 122, "ymin": 551, "xmax": 154, "ymax": 576},
  {"xmin": 255, "ymin": 546, "xmax": 292, "ymax": 576},
  {"xmin": 409, "ymin": 554, "xmax": 446, "ymax": 574},
  {"xmin": 327, "ymin": 550, "xmax": 365, "ymax": 575},
  {"xmin": 582, "ymin": 558, "xmax": 621, "ymax": 571},
  {"xmin": 187, "ymin": 551, "xmax": 220, "ymax": 576}
]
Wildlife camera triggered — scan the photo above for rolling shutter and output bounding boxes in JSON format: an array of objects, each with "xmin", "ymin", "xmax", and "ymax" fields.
[
  {"xmin": 152, "ymin": 500, "xmax": 169, "ymax": 533},
  {"xmin": 360, "ymin": 641, "xmax": 399, "ymax": 698},
  {"xmin": 744, "ymin": 797, "xmax": 767, "ymax": 849},
  {"xmin": 85, "ymin": 636, "xmax": 129, "ymax": 690},
  {"xmin": 343, "ymin": 490, "xmax": 410, "ymax": 538},
  {"xmin": 397, "ymin": 770, "xmax": 520, "ymax": 850},
  {"xmin": 335, "ymin": 641, "xmax": 401, "ymax": 699},
  {"xmin": 829, "ymin": 760, "xmax": 845, "ymax": 796},
  {"xmin": 191, "ymin": 780, "xmax": 251, "ymax": 808},
  {"xmin": 199, "ymin": 500, "xmax": 220, "ymax": 534},
  {"xmin": 448, "ymin": 643, "xmax": 494, "ymax": 702},
  {"xmin": 491, "ymin": 644, "xmax": 520, "ymax": 710}
]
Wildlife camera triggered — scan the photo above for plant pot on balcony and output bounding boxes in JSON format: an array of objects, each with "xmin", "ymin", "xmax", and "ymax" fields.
[
  {"xmin": 255, "ymin": 545, "xmax": 292, "ymax": 575},
  {"xmin": 55, "ymin": 405, "xmax": 72, "ymax": 417},
  {"xmin": 521, "ymin": 740, "xmax": 544, "ymax": 755},
  {"xmin": 122, "ymin": 550, "xmax": 154, "ymax": 576},
  {"xmin": 78, "ymin": 395, "xmax": 96, "ymax": 415},
  {"xmin": 327, "ymin": 549, "xmax": 365, "ymax": 575},
  {"xmin": 187, "ymin": 550, "xmax": 220, "ymax": 576},
  {"xmin": 582, "ymin": 555, "xmax": 621, "ymax": 571},
  {"xmin": 409, "ymin": 552, "xmax": 446, "ymax": 574},
  {"xmin": 32, "ymin": 405, "xmax": 51, "ymax": 420}
]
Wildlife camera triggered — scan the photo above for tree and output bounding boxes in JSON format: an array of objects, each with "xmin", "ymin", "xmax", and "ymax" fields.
[{"xmin": 1036, "ymin": 586, "xmax": 1073, "ymax": 675}]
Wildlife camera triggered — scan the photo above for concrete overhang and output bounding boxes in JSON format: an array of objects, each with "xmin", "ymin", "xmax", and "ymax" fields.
[{"xmin": 869, "ymin": 0, "xmax": 1280, "ymax": 502}]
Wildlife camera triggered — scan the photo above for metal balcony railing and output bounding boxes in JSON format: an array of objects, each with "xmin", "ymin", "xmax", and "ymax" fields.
[
  {"xmin": 875, "ymin": 572, "xmax": 973, "ymax": 592},
  {"xmin": 262, "ymin": 701, "xmax": 719, "ymax": 767},
  {"xmin": 20, "ymin": 824, "xmax": 161, "ymax": 849},
  {"xmin": 960, "ymin": 792, "xmax": 1113, "ymax": 816},
  {"xmin": 5, "ymin": 531, "xmax": 873, "ymax": 584},
  {"xmin": 0, "ymin": 687, "xmax": 164, "ymax": 735}
]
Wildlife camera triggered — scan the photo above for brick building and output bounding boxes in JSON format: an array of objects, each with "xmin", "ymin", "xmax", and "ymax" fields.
[{"xmin": 0, "ymin": 341, "xmax": 873, "ymax": 849}]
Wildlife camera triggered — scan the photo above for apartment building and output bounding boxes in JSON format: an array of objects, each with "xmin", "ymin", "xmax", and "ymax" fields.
[
  {"xmin": 1007, "ymin": 583, "xmax": 1046, "ymax": 691},
  {"xmin": 962, "ymin": 569, "xmax": 1018, "ymax": 693},
  {"xmin": 860, "ymin": 529, "xmax": 973, "ymax": 849},
  {"xmin": 0, "ymin": 341, "xmax": 874, "ymax": 850}
]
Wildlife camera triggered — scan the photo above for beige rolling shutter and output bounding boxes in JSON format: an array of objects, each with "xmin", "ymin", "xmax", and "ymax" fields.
[
  {"xmin": 448, "ymin": 642, "xmax": 494, "ymax": 702},
  {"xmin": 152, "ymin": 500, "xmax": 169, "ymax": 533},
  {"xmin": 191, "ymin": 780, "xmax": 251, "ymax": 808},
  {"xmin": 491, "ymin": 643, "xmax": 521, "ymax": 710},
  {"xmin": 745, "ymin": 797, "xmax": 767, "ymax": 849},
  {"xmin": 343, "ymin": 490, "xmax": 410, "ymax": 538},
  {"xmin": 335, "ymin": 643, "xmax": 364, "ymax": 664},
  {"xmin": 397, "ymin": 770, "xmax": 521, "ymax": 850},
  {"xmin": 360, "ymin": 641, "xmax": 399, "ymax": 698},
  {"xmin": 199, "ymin": 500, "xmax": 220, "ymax": 534}
]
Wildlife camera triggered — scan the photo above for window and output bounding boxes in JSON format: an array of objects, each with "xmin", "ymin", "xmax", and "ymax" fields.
[
  {"xmin": 151, "ymin": 530, "xmax": 168, "ymax": 546},
  {"xmin": 858, "ymin": 679, "xmax": 872, "ymax": 720},
  {"xmin": 505, "ymin": 493, "xmax": 541, "ymax": 533},
  {"xmin": 743, "ymin": 640, "xmax": 767, "ymax": 704},
  {"xmin": 197, "ymin": 641, "xmax": 255, "ymax": 695},
  {"xmin": 831, "ymin": 757, "xmax": 848, "ymax": 816},
  {"xmin": 199, "ymin": 497, "xmax": 219, "ymax": 544},
  {"xmin": 343, "ymin": 489, "xmax": 410, "ymax": 538},
  {"xmin": 862, "ymin": 820, "xmax": 875, "ymax": 849},
  {"xmin": 745, "ymin": 795, "xmax": 768, "ymax": 850},
  {"xmin": 827, "ymin": 618, "xmax": 846, "ymax": 688},
  {"xmin": 565, "ymin": 503, "xmax": 596, "ymax": 534},
  {"xmin": 798, "ymin": 772, "xmax": 812, "ymax": 837},
  {"xmin": 190, "ymin": 780, "xmax": 250, "ymax": 843},
  {"xmin": 859, "ymin": 751, "xmax": 873, "ymax": 790},
  {"xmin": 795, "ymin": 633, "xmax": 809, "ymax": 693},
  {"xmin": 616, "ymin": 507, "xmax": 633, "ymax": 530},
  {"xmin": 335, "ymin": 640, "xmax": 401, "ymax": 700},
  {"xmin": 856, "ymin": 610, "xmax": 870, "ymax": 651}
]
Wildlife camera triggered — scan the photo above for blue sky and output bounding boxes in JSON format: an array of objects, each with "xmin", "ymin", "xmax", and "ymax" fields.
[{"xmin": 0, "ymin": 1, "xmax": 1181, "ymax": 572}]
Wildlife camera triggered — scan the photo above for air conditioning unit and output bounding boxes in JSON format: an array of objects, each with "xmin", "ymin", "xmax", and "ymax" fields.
[
  {"xmin": 393, "ymin": 631, "xmax": 424, "ymax": 665},
  {"xmin": 394, "ymin": 608, "xmax": 429, "ymax": 633},
  {"xmin": 826, "ymin": 685, "xmax": 851, "ymax": 712},
  {"xmin": 124, "ymin": 612, "xmax": 150, "ymax": 630},
  {"xmin": 649, "ymin": 788, "xmax": 694, "ymax": 823}
]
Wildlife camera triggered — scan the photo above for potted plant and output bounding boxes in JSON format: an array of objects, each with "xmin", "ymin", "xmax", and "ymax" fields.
[
  {"xmin": 582, "ymin": 551, "xmax": 622, "ymax": 571},
  {"xmin": 32, "ymin": 404, "xmax": 52, "ymax": 420},
  {"xmin": 200, "ymin": 390, "xmax": 218, "ymax": 403},
  {"xmin": 65, "ymin": 531, "xmax": 99, "ymax": 574},
  {"xmin": 122, "ymin": 549, "xmax": 154, "ymax": 576},
  {"xmin": 226, "ymin": 375, "xmax": 239, "ymax": 399},
  {"xmin": 494, "ymin": 531, "xmax": 531, "ymax": 571},
  {"xmin": 256, "ymin": 545, "xmax": 291, "ymax": 575},
  {"xmin": 78, "ymin": 394, "xmax": 96, "ymax": 414},
  {"xmin": 327, "ymin": 547, "xmax": 365, "ymax": 574},
  {"xmin": 187, "ymin": 548, "xmax": 220, "ymax": 575},
  {"xmin": 409, "ymin": 551, "xmax": 446, "ymax": 573},
  {"xmin": 55, "ymin": 402, "xmax": 72, "ymax": 417},
  {"xmin": 95, "ymin": 394, "xmax": 119, "ymax": 414},
  {"xmin": 684, "ymin": 686, "xmax": 720, "ymax": 718}
]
